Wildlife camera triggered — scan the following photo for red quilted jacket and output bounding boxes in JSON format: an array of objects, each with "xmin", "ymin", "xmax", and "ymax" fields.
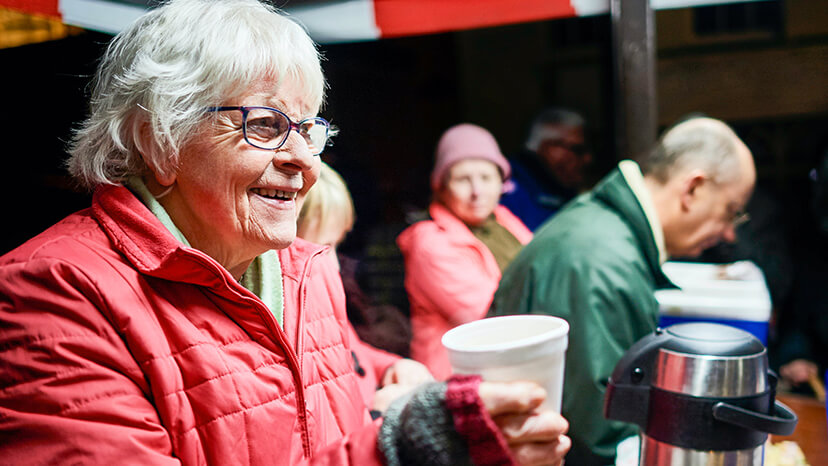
[
  {"xmin": 0, "ymin": 185, "xmax": 385, "ymax": 465},
  {"xmin": 397, "ymin": 203, "xmax": 532, "ymax": 380}
]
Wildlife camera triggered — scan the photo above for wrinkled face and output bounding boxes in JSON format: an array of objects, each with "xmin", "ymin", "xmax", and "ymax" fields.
[
  {"xmin": 439, "ymin": 159, "xmax": 503, "ymax": 227},
  {"xmin": 538, "ymin": 125, "xmax": 591, "ymax": 189},
  {"xmin": 161, "ymin": 77, "xmax": 321, "ymax": 275},
  {"xmin": 667, "ymin": 157, "xmax": 756, "ymax": 258}
]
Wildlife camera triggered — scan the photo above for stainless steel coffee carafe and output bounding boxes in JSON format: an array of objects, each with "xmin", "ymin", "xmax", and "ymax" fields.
[{"xmin": 604, "ymin": 323, "xmax": 797, "ymax": 465}]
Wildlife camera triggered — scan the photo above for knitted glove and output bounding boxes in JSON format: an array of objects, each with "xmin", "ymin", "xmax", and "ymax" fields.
[{"xmin": 377, "ymin": 374, "xmax": 514, "ymax": 466}]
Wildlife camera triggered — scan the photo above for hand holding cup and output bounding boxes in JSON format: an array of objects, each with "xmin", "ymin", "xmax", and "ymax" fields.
[{"xmin": 478, "ymin": 380, "xmax": 571, "ymax": 466}]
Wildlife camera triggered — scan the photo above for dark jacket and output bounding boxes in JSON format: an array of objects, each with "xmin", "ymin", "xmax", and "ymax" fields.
[{"xmin": 499, "ymin": 149, "xmax": 578, "ymax": 231}]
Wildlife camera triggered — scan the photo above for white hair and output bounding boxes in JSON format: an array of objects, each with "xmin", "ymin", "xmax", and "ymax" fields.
[
  {"xmin": 639, "ymin": 117, "xmax": 744, "ymax": 184},
  {"xmin": 525, "ymin": 107, "xmax": 585, "ymax": 152},
  {"xmin": 67, "ymin": 0, "xmax": 325, "ymax": 189}
]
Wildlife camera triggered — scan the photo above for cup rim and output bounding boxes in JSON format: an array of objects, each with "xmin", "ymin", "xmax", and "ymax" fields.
[{"xmin": 442, "ymin": 315, "xmax": 569, "ymax": 353}]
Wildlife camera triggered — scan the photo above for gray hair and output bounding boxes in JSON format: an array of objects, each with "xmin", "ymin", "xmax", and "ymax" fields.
[
  {"xmin": 638, "ymin": 117, "xmax": 744, "ymax": 185},
  {"xmin": 67, "ymin": 0, "xmax": 325, "ymax": 190},
  {"xmin": 525, "ymin": 107, "xmax": 585, "ymax": 152}
]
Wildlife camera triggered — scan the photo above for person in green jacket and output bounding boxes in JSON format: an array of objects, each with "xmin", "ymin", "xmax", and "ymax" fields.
[{"xmin": 489, "ymin": 116, "xmax": 756, "ymax": 465}]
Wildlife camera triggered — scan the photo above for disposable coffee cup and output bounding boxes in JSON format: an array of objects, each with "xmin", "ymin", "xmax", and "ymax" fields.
[{"xmin": 442, "ymin": 315, "xmax": 569, "ymax": 412}]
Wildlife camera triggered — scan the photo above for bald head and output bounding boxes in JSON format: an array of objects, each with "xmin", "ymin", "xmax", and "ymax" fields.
[
  {"xmin": 641, "ymin": 117, "xmax": 756, "ymax": 258},
  {"xmin": 640, "ymin": 117, "xmax": 753, "ymax": 186}
]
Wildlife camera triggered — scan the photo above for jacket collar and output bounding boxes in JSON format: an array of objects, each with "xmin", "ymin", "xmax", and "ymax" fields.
[
  {"xmin": 427, "ymin": 202, "xmax": 503, "ymax": 247},
  {"xmin": 428, "ymin": 202, "xmax": 476, "ymax": 240},
  {"xmin": 618, "ymin": 161, "xmax": 667, "ymax": 264},
  {"xmin": 92, "ymin": 184, "xmax": 203, "ymax": 281},
  {"xmin": 429, "ymin": 200, "xmax": 517, "ymax": 228},
  {"xmin": 91, "ymin": 184, "xmax": 320, "ymax": 287},
  {"xmin": 277, "ymin": 237, "xmax": 327, "ymax": 284},
  {"xmin": 591, "ymin": 168, "xmax": 675, "ymax": 289}
]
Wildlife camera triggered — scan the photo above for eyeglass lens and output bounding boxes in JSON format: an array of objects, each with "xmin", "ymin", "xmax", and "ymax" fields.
[{"xmin": 243, "ymin": 107, "xmax": 328, "ymax": 154}]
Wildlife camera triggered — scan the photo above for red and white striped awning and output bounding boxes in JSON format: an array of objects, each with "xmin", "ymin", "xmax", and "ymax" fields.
[{"xmin": 2, "ymin": 0, "xmax": 764, "ymax": 44}]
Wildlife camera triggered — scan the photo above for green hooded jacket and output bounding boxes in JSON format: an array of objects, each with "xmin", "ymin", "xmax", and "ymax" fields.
[{"xmin": 490, "ymin": 167, "xmax": 674, "ymax": 465}]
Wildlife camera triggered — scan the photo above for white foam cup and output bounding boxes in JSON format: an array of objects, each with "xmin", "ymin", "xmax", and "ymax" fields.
[{"xmin": 441, "ymin": 315, "xmax": 569, "ymax": 412}]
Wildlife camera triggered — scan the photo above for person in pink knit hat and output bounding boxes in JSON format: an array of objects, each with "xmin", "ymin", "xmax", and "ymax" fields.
[{"xmin": 397, "ymin": 123, "xmax": 533, "ymax": 380}]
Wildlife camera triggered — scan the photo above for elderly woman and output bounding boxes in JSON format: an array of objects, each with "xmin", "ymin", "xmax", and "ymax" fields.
[
  {"xmin": 0, "ymin": 1, "xmax": 569, "ymax": 465},
  {"xmin": 398, "ymin": 124, "xmax": 534, "ymax": 380}
]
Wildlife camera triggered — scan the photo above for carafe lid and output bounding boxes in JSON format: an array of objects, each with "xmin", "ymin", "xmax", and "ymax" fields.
[
  {"xmin": 658, "ymin": 323, "xmax": 765, "ymax": 358},
  {"xmin": 653, "ymin": 323, "xmax": 768, "ymax": 397}
]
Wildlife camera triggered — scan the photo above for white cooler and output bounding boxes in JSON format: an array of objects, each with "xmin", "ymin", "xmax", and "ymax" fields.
[{"xmin": 655, "ymin": 261, "xmax": 772, "ymax": 344}]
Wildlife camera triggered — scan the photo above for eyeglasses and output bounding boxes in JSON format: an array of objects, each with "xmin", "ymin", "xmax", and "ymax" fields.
[
  {"xmin": 206, "ymin": 106, "xmax": 330, "ymax": 155},
  {"xmin": 729, "ymin": 209, "xmax": 751, "ymax": 227},
  {"xmin": 732, "ymin": 211, "xmax": 750, "ymax": 227},
  {"xmin": 714, "ymin": 179, "xmax": 751, "ymax": 228}
]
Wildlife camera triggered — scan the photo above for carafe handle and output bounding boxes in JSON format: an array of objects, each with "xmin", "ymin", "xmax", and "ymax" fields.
[{"xmin": 712, "ymin": 400, "xmax": 797, "ymax": 436}]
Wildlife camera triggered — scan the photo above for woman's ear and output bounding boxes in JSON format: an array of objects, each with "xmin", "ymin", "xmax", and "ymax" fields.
[{"xmin": 137, "ymin": 119, "xmax": 177, "ymax": 187}]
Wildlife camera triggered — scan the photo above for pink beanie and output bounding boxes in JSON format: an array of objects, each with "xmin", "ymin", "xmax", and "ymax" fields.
[{"xmin": 430, "ymin": 123, "xmax": 512, "ymax": 191}]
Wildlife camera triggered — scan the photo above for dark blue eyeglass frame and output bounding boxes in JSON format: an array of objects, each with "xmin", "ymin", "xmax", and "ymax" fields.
[{"xmin": 206, "ymin": 106, "xmax": 330, "ymax": 155}]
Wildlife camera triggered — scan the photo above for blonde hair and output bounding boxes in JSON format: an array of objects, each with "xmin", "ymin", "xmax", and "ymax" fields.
[{"xmin": 298, "ymin": 162, "xmax": 355, "ymax": 243}]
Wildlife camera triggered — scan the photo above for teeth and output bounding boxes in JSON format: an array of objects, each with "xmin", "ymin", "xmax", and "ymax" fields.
[{"xmin": 251, "ymin": 188, "xmax": 297, "ymax": 200}]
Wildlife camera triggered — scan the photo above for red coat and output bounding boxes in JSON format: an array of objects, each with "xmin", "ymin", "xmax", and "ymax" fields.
[
  {"xmin": 349, "ymin": 321, "xmax": 401, "ymax": 406},
  {"xmin": 0, "ymin": 185, "xmax": 385, "ymax": 465},
  {"xmin": 397, "ymin": 203, "xmax": 532, "ymax": 380}
]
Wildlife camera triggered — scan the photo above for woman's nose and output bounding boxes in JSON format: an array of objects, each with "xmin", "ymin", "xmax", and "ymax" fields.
[
  {"xmin": 469, "ymin": 179, "xmax": 484, "ymax": 196},
  {"xmin": 274, "ymin": 130, "xmax": 315, "ymax": 172}
]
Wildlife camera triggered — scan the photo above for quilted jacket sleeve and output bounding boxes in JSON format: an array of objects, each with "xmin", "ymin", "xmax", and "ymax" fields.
[
  {"xmin": 348, "ymin": 323, "xmax": 400, "ymax": 381},
  {"xmin": 348, "ymin": 321, "xmax": 402, "ymax": 406},
  {"xmin": 0, "ymin": 258, "xmax": 180, "ymax": 465}
]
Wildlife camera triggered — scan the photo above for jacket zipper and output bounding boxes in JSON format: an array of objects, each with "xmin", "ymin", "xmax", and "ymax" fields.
[
  {"xmin": 165, "ymin": 246, "xmax": 322, "ymax": 459},
  {"xmin": 290, "ymin": 246, "xmax": 330, "ymax": 458},
  {"xmin": 191, "ymin": 249, "xmax": 317, "ymax": 459}
]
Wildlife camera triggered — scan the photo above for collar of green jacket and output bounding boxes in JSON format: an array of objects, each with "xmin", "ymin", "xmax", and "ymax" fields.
[{"xmin": 591, "ymin": 168, "xmax": 676, "ymax": 290}]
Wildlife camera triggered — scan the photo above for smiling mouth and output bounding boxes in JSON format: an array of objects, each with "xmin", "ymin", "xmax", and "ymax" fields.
[{"xmin": 250, "ymin": 187, "xmax": 297, "ymax": 201}]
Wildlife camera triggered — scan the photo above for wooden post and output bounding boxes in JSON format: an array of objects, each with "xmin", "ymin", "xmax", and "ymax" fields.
[{"xmin": 611, "ymin": 0, "xmax": 657, "ymax": 160}]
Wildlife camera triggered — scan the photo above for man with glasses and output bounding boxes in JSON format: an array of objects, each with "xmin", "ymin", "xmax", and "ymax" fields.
[
  {"xmin": 490, "ymin": 116, "xmax": 756, "ymax": 465},
  {"xmin": 500, "ymin": 107, "xmax": 593, "ymax": 231}
]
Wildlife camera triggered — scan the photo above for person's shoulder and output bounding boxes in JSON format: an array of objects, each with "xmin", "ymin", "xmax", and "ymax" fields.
[
  {"xmin": 0, "ymin": 211, "xmax": 132, "ymax": 305},
  {"xmin": 396, "ymin": 218, "xmax": 443, "ymax": 250},
  {"xmin": 278, "ymin": 237, "xmax": 338, "ymax": 281},
  {"xmin": 1, "ymin": 209, "xmax": 105, "ymax": 267},
  {"xmin": 285, "ymin": 236, "xmax": 326, "ymax": 257},
  {"xmin": 511, "ymin": 198, "xmax": 641, "ymax": 273},
  {"xmin": 535, "ymin": 197, "xmax": 633, "ymax": 246}
]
